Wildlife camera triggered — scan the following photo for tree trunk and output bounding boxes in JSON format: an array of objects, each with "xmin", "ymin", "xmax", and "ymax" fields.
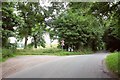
[
  {"xmin": 33, "ymin": 35, "xmax": 37, "ymax": 48},
  {"xmin": 24, "ymin": 36, "xmax": 28, "ymax": 49},
  {"xmin": 50, "ymin": 40, "xmax": 53, "ymax": 47},
  {"xmin": 2, "ymin": 37, "xmax": 8, "ymax": 48}
]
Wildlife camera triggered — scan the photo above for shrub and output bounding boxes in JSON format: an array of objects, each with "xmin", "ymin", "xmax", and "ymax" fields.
[{"xmin": 2, "ymin": 48, "xmax": 16, "ymax": 59}]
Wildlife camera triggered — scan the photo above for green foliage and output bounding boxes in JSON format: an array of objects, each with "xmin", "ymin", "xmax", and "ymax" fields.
[
  {"xmin": 2, "ymin": 48, "xmax": 16, "ymax": 59},
  {"xmin": 2, "ymin": 2, "xmax": 22, "ymax": 48},
  {"xmin": 52, "ymin": 4, "xmax": 105, "ymax": 51},
  {"xmin": 89, "ymin": 2, "xmax": 120, "ymax": 51},
  {"xmin": 16, "ymin": 2, "xmax": 46, "ymax": 49},
  {"xmin": 16, "ymin": 48, "xmax": 63, "ymax": 55},
  {"xmin": 2, "ymin": 2, "xmax": 19, "ymax": 61},
  {"xmin": 77, "ymin": 47, "xmax": 93, "ymax": 54},
  {"xmin": 0, "ymin": 49, "xmax": 2, "ymax": 62},
  {"xmin": 2, "ymin": 1, "xmax": 120, "ymax": 58},
  {"xmin": 51, "ymin": 2, "xmax": 120, "ymax": 51},
  {"xmin": 42, "ymin": 48, "xmax": 62, "ymax": 53},
  {"xmin": 16, "ymin": 48, "xmax": 93, "ymax": 56},
  {"xmin": 105, "ymin": 52, "xmax": 120, "ymax": 76},
  {"xmin": 0, "ymin": 56, "xmax": 2, "ymax": 62},
  {"xmin": 31, "ymin": 23, "xmax": 46, "ymax": 48},
  {"xmin": 6, "ymin": 43, "xmax": 17, "ymax": 50}
]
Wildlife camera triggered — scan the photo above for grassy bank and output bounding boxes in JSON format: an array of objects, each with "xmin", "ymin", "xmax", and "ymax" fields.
[
  {"xmin": 1, "ymin": 48, "xmax": 16, "ymax": 62},
  {"xmin": 16, "ymin": 48, "xmax": 93, "ymax": 56},
  {"xmin": 105, "ymin": 52, "xmax": 120, "ymax": 76},
  {"xmin": 1, "ymin": 48, "xmax": 93, "ymax": 62},
  {"xmin": 0, "ymin": 55, "xmax": 2, "ymax": 62}
]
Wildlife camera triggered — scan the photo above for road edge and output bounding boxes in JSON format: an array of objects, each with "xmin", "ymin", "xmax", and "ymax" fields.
[{"xmin": 102, "ymin": 59, "xmax": 119, "ymax": 78}]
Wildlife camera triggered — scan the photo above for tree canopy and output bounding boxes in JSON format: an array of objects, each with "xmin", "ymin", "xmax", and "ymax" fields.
[{"xmin": 1, "ymin": 1, "xmax": 120, "ymax": 51}]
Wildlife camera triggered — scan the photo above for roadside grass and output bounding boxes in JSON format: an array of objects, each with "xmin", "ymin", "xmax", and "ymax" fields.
[
  {"xmin": 1, "ymin": 48, "xmax": 16, "ymax": 62},
  {"xmin": 0, "ymin": 49, "xmax": 2, "ymax": 62},
  {"xmin": 16, "ymin": 48, "xmax": 93, "ymax": 56},
  {"xmin": 105, "ymin": 52, "xmax": 120, "ymax": 76},
  {"xmin": 0, "ymin": 53, "xmax": 2, "ymax": 62},
  {"xmin": 1, "ymin": 48, "xmax": 93, "ymax": 62}
]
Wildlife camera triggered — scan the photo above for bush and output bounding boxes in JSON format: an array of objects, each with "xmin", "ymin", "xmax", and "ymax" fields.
[
  {"xmin": 105, "ymin": 52, "xmax": 119, "ymax": 76},
  {"xmin": 2, "ymin": 48, "xmax": 16, "ymax": 59},
  {"xmin": 5, "ymin": 43, "xmax": 17, "ymax": 49}
]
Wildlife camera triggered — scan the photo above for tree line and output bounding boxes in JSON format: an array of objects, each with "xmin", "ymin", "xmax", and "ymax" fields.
[{"xmin": 1, "ymin": 2, "xmax": 120, "ymax": 52}]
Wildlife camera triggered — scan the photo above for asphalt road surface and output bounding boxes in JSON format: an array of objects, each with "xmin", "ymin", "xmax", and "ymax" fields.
[{"xmin": 7, "ymin": 53, "xmax": 111, "ymax": 78}]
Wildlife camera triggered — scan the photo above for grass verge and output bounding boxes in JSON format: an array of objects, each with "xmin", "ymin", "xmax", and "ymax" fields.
[
  {"xmin": 0, "ymin": 55, "xmax": 2, "ymax": 62},
  {"xmin": 0, "ymin": 48, "xmax": 2, "ymax": 62},
  {"xmin": 105, "ymin": 52, "xmax": 120, "ymax": 76},
  {"xmin": 1, "ymin": 48, "xmax": 16, "ymax": 62},
  {"xmin": 1, "ymin": 48, "xmax": 93, "ymax": 62},
  {"xmin": 16, "ymin": 48, "xmax": 93, "ymax": 56}
]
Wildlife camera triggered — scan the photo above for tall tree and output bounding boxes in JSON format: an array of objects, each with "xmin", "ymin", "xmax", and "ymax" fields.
[
  {"xmin": 89, "ymin": 2, "xmax": 120, "ymax": 51},
  {"xmin": 2, "ymin": 2, "xmax": 22, "ymax": 48},
  {"xmin": 52, "ymin": 3, "xmax": 105, "ymax": 51},
  {"xmin": 44, "ymin": 2, "xmax": 68, "ymax": 47},
  {"xmin": 16, "ymin": 2, "xmax": 45, "ymax": 49}
]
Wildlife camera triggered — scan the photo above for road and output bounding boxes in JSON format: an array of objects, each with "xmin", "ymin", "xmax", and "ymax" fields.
[{"xmin": 7, "ymin": 53, "xmax": 111, "ymax": 78}]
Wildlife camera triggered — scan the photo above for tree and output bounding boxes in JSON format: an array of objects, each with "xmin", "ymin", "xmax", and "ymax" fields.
[
  {"xmin": 43, "ymin": 2, "xmax": 67, "ymax": 46},
  {"xmin": 89, "ymin": 2, "xmax": 120, "ymax": 51},
  {"xmin": 52, "ymin": 3, "xmax": 105, "ymax": 51},
  {"xmin": 51, "ymin": 2, "xmax": 120, "ymax": 51},
  {"xmin": 31, "ymin": 23, "xmax": 45, "ymax": 48},
  {"xmin": 16, "ymin": 2, "xmax": 45, "ymax": 49},
  {"xmin": 2, "ymin": 2, "xmax": 22, "ymax": 48}
]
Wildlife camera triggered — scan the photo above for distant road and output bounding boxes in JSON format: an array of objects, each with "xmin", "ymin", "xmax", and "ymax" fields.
[{"xmin": 8, "ymin": 53, "xmax": 111, "ymax": 78}]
